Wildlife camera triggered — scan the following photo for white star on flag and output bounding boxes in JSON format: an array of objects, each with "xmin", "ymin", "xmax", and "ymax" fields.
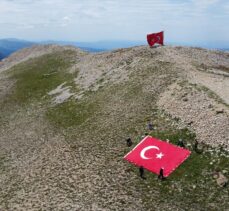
[{"xmin": 156, "ymin": 152, "xmax": 164, "ymax": 159}]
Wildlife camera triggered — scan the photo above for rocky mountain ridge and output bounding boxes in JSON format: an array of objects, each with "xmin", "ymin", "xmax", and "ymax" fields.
[{"xmin": 0, "ymin": 44, "xmax": 228, "ymax": 210}]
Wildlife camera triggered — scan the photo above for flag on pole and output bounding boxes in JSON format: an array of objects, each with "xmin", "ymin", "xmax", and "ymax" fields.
[{"xmin": 147, "ymin": 31, "xmax": 164, "ymax": 47}]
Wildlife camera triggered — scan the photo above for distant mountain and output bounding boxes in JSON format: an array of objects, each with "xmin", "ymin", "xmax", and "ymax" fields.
[
  {"xmin": 0, "ymin": 52, "xmax": 4, "ymax": 60},
  {"xmin": 1, "ymin": 38, "xmax": 227, "ymax": 60},
  {"xmin": 74, "ymin": 40, "xmax": 146, "ymax": 50},
  {"xmin": 40, "ymin": 40, "xmax": 145, "ymax": 52},
  {"xmin": 220, "ymin": 48, "xmax": 229, "ymax": 52},
  {"xmin": 40, "ymin": 40, "xmax": 105, "ymax": 52},
  {"xmin": 0, "ymin": 39, "xmax": 35, "ymax": 60},
  {"xmin": 0, "ymin": 39, "xmax": 145, "ymax": 59}
]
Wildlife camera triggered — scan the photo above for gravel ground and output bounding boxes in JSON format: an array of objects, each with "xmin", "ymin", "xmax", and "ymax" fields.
[{"xmin": 158, "ymin": 83, "xmax": 229, "ymax": 149}]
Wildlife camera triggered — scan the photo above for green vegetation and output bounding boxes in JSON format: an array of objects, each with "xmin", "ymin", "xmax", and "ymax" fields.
[
  {"xmin": 46, "ymin": 98, "xmax": 98, "ymax": 128},
  {"xmin": 6, "ymin": 50, "xmax": 77, "ymax": 105},
  {"xmin": 150, "ymin": 128, "xmax": 196, "ymax": 145}
]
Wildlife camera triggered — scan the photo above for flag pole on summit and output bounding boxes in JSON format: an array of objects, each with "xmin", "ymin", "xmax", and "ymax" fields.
[{"xmin": 147, "ymin": 31, "xmax": 164, "ymax": 47}]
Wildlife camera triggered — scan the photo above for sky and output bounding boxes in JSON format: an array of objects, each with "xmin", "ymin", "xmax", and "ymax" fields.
[{"xmin": 0, "ymin": 0, "xmax": 229, "ymax": 47}]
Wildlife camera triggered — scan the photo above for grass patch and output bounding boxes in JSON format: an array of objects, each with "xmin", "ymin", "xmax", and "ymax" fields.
[
  {"xmin": 150, "ymin": 128, "xmax": 196, "ymax": 145},
  {"xmin": 46, "ymin": 98, "xmax": 98, "ymax": 128},
  {"xmin": 6, "ymin": 50, "xmax": 77, "ymax": 105}
]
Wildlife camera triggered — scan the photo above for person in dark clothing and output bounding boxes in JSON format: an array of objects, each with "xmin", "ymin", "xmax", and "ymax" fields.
[
  {"xmin": 193, "ymin": 139, "xmax": 203, "ymax": 153},
  {"xmin": 126, "ymin": 138, "xmax": 132, "ymax": 147},
  {"xmin": 194, "ymin": 140, "xmax": 198, "ymax": 152},
  {"xmin": 139, "ymin": 166, "xmax": 145, "ymax": 179},
  {"xmin": 148, "ymin": 122, "xmax": 154, "ymax": 130},
  {"xmin": 177, "ymin": 138, "xmax": 185, "ymax": 148},
  {"xmin": 158, "ymin": 168, "xmax": 165, "ymax": 180}
]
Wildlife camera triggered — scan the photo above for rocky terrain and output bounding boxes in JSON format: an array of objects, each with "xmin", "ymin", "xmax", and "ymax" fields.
[{"xmin": 0, "ymin": 45, "xmax": 228, "ymax": 210}]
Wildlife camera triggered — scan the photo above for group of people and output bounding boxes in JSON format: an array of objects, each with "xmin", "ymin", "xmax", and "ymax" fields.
[
  {"xmin": 178, "ymin": 138, "xmax": 200, "ymax": 153},
  {"xmin": 125, "ymin": 121, "xmax": 166, "ymax": 180},
  {"xmin": 139, "ymin": 166, "xmax": 165, "ymax": 180},
  {"xmin": 125, "ymin": 121, "xmax": 200, "ymax": 180},
  {"xmin": 125, "ymin": 122, "xmax": 154, "ymax": 147}
]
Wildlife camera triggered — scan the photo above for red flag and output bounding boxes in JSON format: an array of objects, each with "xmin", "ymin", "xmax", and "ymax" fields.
[
  {"xmin": 147, "ymin": 31, "xmax": 164, "ymax": 47},
  {"xmin": 124, "ymin": 136, "xmax": 191, "ymax": 177}
]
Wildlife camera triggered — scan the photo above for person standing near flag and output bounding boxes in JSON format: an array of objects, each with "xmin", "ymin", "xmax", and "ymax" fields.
[
  {"xmin": 147, "ymin": 121, "xmax": 154, "ymax": 130},
  {"xmin": 126, "ymin": 137, "xmax": 133, "ymax": 147},
  {"xmin": 158, "ymin": 167, "xmax": 165, "ymax": 180},
  {"xmin": 139, "ymin": 166, "xmax": 145, "ymax": 179},
  {"xmin": 177, "ymin": 138, "xmax": 185, "ymax": 148}
]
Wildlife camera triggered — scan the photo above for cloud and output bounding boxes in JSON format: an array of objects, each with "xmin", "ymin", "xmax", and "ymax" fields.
[
  {"xmin": 0, "ymin": 0, "xmax": 228, "ymax": 45},
  {"xmin": 191, "ymin": 0, "xmax": 219, "ymax": 7},
  {"xmin": 60, "ymin": 16, "xmax": 71, "ymax": 27}
]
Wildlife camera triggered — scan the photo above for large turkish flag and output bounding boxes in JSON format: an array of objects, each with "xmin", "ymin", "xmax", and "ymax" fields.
[
  {"xmin": 124, "ymin": 136, "xmax": 191, "ymax": 177},
  {"xmin": 147, "ymin": 31, "xmax": 164, "ymax": 47}
]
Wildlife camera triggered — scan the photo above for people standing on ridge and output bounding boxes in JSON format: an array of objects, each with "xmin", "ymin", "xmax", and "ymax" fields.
[
  {"xmin": 158, "ymin": 168, "xmax": 165, "ymax": 180},
  {"xmin": 126, "ymin": 137, "xmax": 133, "ymax": 147}
]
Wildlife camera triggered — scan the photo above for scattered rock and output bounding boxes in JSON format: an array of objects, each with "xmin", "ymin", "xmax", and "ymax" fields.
[
  {"xmin": 183, "ymin": 98, "xmax": 188, "ymax": 102},
  {"xmin": 216, "ymin": 109, "xmax": 224, "ymax": 114},
  {"xmin": 208, "ymin": 104, "xmax": 213, "ymax": 109},
  {"xmin": 187, "ymin": 121, "xmax": 193, "ymax": 126},
  {"xmin": 222, "ymin": 170, "xmax": 228, "ymax": 174},
  {"xmin": 70, "ymin": 145, "xmax": 77, "ymax": 150},
  {"xmin": 48, "ymin": 82, "xmax": 74, "ymax": 104},
  {"xmin": 216, "ymin": 172, "xmax": 228, "ymax": 187},
  {"xmin": 182, "ymin": 92, "xmax": 188, "ymax": 98},
  {"xmin": 213, "ymin": 173, "xmax": 218, "ymax": 179},
  {"xmin": 158, "ymin": 82, "xmax": 229, "ymax": 150}
]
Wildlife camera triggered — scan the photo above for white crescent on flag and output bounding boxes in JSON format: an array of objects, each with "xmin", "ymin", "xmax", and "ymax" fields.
[{"xmin": 140, "ymin": 146, "xmax": 159, "ymax": 159}]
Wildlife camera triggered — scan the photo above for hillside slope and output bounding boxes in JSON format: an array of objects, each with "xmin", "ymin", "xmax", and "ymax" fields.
[{"xmin": 0, "ymin": 45, "xmax": 228, "ymax": 210}]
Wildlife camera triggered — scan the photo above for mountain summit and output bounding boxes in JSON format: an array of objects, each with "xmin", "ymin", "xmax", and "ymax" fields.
[{"xmin": 0, "ymin": 45, "xmax": 228, "ymax": 210}]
